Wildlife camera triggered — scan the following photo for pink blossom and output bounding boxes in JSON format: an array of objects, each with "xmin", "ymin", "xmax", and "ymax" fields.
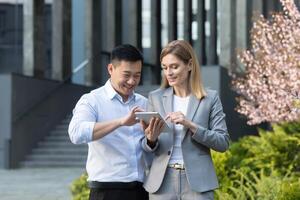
[{"xmin": 231, "ymin": 0, "xmax": 300, "ymax": 125}]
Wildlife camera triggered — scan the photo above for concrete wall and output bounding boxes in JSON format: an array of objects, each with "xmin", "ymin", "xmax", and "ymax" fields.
[
  {"xmin": 0, "ymin": 74, "xmax": 12, "ymax": 168},
  {"xmin": 0, "ymin": 74, "xmax": 91, "ymax": 168}
]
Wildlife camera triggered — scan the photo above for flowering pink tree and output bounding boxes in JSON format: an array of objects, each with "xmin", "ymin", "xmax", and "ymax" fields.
[{"xmin": 231, "ymin": 0, "xmax": 300, "ymax": 125}]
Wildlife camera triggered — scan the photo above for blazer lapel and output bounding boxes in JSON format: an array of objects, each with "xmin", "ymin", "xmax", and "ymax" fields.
[
  {"xmin": 162, "ymin": 87, "xmax": 173, "ymax": 115},
  {"xmin": 162, "ymin": 87, "xmax": 174, "ymax": 130},
  {"xmin": 182, "ymin": 94, "xmax": 201, "ymax": 142}
]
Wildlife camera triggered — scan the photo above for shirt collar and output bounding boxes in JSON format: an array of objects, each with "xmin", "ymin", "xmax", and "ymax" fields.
[{"xmin": 105, "ymin": 80, "xmax": 136, "ymax": 103}]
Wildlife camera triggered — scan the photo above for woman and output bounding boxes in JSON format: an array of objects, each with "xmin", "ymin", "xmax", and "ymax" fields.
[{"xmin": 141, "ymin": 40, "xmax": 230, "ymax": 200}]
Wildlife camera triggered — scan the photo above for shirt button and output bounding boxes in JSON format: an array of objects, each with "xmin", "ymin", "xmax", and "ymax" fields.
[{"xmin": 167, "ymin": 151, "xmax": 171, "ymax": 155}]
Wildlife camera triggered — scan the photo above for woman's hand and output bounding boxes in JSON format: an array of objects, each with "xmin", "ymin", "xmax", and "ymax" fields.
[
  {"xmin": 165, "ymin": 111, "xmax": 188, "ymax": 126},
  {"xmin": 165, "ymin": 111, "xmax": 198, "ymax": 133},
  {"xmin": 141, "ymin": 117, "xmax": 164, "ymax": 142}
]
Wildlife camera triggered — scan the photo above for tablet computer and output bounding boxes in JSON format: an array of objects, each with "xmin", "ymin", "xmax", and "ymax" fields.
[{"xmin": 135, "ymin": 111, "xmax": 171, "ymax": 132}]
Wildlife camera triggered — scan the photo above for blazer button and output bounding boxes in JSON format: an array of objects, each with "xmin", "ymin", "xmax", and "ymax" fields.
[{"xmin": 167, "ymin": 151, "xmax": 171, "ymax": 155}]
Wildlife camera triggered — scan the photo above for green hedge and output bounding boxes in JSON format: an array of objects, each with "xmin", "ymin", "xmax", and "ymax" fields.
[
  {"xmin": 71, "ymin": 123, "xmax": 300, "ymax": 200},
  {"xmin": 213, "ymin": 123, "xmax": 300, "ymax": 199}
]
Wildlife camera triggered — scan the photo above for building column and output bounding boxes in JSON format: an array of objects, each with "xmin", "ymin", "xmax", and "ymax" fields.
[
  {"xmin": 207, "ymin": 0, "xmax": 217, "ymax": 65},
  {"xmin": 236, "ymin": 0, "xmax": 248, "ymax": 51},
  {"xmin": 85, "ymin": 0, "xmax": 102, "ymax": 86},
  {"xmin": 150, "ymin": 0, "xmax": 162, "ymax": 84},
  {"xmin": 23, "ymin": 0, "xmax": 46, "ymax": 78},
  {"xmin": 183, "ymin": 0, "xmax": 192, "ymax": 43},
  {"xmin": 168, "ymin": 0, "xmax": 177, "ymax": 42},
  {"xmin": 218, "ymin": 0, "xmax": 236, "ymax": 71},
  {"xmin": 296, "ymin": 0, "xmax": 300, "ymax": 9},
  {"xmin": 51, "ymin": 0, "xmax": 72, "ymax": 81},
  {"xmin": 122, "ymin": 0, "xmax": 142, "ymax": 49},
  {"xmin": 102, "ymin": 0, "xmax": 120, "ymax": 50},
  {"xmin": 252, "ymin": 0, "xmax": 263, "ymax": 15},
  {"xmin": 263, "ymin": 0, "xmax": 278, "ymax": 18},
  {"xmin": 195, "ymin": 0, "xmax": 205, "ymax": 65}
]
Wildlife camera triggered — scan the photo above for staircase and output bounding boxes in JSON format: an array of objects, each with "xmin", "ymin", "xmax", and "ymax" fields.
[
  {"xmin": 21, "ymin": 115, "xmax": 88, "ymax": 168},
  {"xmin": 20, "ymin": 85, "xmax": 159, "ymax": 168}
]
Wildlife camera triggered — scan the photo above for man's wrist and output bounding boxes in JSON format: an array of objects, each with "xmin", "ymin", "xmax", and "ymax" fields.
[
  {"xmin": 118, "ymin": 118, "xmax": 124, "ymax": 126},
  {"xmin": 146, "ymin": 138, "xmax": 157, "ymax": 148}
]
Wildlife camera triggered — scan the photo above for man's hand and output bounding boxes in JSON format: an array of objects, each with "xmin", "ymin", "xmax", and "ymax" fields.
[
  {"xmin": 141, "ymin": 117, "xmax": 164, "ymax": 142},
  {"xmin": 120, "ymin": 106, "xmax": 144, "ymax": 126},
  {"xmin": 92, "ymin": 106, "xmax": 144, "ymax": 141}
]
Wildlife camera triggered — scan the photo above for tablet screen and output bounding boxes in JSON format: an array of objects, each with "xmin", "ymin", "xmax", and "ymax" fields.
[{"xmin": 135, "ymin": 112, "xmax": 170, "ymax": 132}]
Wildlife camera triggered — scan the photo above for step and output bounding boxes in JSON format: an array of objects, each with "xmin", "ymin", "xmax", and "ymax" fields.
[
  {"xmin": 36, "ymin": 144, "xmax": 87, "ymax": 151},
  {"xmin": 56, "ymin": 124, "xmax": 69, "ymax": 129},
  {"xmin": 38, "ymin": 141, "xmax": 85, "ymax": 148},
  {"xmin": 32, "ymin": 148, "xmax": 88, "ymax": 155},
  {"xmin": 47, "ymin": 134, "xmax": 70, "ymax": 139},
  {"xmin": 21, "ymin": 113, "xmax": 88, "ymax": 168},
  {"xmin": 65, "ymin": 115, "xmax": 72, "ymax": 120},
  {"xmin": 45, "ymin": 135, "xmax": 70, "ymax": 142},
  {"xmin": 50, "ymin": 130, "xmax": 68, "ymax": 136},
  {"xmin": 20, "ymin": 161, "xmax": 86, "ymax": 168},
  {"xmin": 27, "ymin": 154, "xmax": 86, "ymax": 162},
  {"xmin": 61, "ymin": 119, "xmax": 71, "ymax": 124}
]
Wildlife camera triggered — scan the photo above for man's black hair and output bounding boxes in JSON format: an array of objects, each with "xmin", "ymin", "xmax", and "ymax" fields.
[{"xmin": 111, "ymin": 44, "xmax": 143, "ymax": 64}]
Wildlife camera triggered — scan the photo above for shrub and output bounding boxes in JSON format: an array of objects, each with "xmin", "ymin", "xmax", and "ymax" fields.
[
  {"xmin": 279, "ymin": 121, "xmax": 300, "ymax": 134},
  {"xmin": 215, "ymin": 169, "xmax": 300, "ymax": 200},
  {"xmin": 228, "ymin": 125, "xmax": 300, "ymax": 175},
  {"xmin": 70, "ymin": 172, "xmax": 89, "ymax": 200},
  {"xmin": 213, "ymin": 123, "xmax": 300, "ymax": 200}
]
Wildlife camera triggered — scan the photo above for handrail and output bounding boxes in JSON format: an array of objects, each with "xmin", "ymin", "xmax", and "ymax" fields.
[
  {"xmin": 72, "ymin": 59, "xmax": 89, "ymax": 74},
  {"xmin": 62, "ymin": 50, "xmax": 111, "ymax": 83}
]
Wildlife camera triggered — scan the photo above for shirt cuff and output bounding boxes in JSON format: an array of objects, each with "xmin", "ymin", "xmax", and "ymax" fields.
[
  {"xmin": 80, "ymin": 121, "xmax": 96, "ymax": 143},
  {"xmin": 142, "ymin": 137, "xmax": 159, "ymax": 152},
  {"xmin": 191, "ymin": 125, "xmax": 207, "ymax": 143}
]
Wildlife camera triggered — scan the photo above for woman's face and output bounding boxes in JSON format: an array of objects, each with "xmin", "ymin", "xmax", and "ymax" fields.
[{"xmin": 161, "ymin": 54, "xmax": 191, "ymax": 88}]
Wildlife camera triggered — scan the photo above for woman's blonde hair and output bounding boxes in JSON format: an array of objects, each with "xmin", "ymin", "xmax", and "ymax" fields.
[{"xmin": 160, "ymin": 40, "xmax": 207, "ymax": 99}]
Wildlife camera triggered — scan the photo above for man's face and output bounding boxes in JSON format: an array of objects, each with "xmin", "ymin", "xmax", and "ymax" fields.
[{"xmin": 108, "ymin": 60, "xmax": 142, "ymax": 101}]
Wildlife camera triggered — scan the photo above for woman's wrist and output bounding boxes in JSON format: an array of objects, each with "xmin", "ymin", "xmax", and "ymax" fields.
[{"xmin": 185, "ymin": 120, "xmax": 197, "ymax": 134}]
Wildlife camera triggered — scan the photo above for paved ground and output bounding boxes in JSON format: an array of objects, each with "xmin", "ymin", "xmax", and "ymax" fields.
[{"xmin": 0, "ymin": 167, "xmax": 85, "ymax": 200}]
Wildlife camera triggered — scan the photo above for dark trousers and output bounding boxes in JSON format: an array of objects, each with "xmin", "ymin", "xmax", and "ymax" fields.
[{"xmin": 88, "ymin": 181, "xmax": 149, "ymax": 200}]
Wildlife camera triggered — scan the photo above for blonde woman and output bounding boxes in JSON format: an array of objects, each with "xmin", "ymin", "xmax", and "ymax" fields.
[{"xmin": 141, "ymin": 40, "xmax": 230, "ymax": 200}]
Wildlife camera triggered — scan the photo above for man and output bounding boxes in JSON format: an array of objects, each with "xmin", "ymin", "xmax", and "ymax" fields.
[{"xmin": 68, "ymin": 44, "xmax": 148, "ymax": 200}]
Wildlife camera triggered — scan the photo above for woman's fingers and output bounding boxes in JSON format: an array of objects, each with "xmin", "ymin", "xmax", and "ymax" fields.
[{"xmin": 166, "ymin": 112, "xmax": 185, "ymax": 125}]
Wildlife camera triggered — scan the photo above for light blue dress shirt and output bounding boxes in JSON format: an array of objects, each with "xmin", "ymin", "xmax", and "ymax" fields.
[{"xmin": 68, "ymin": 80, "xmax": 147, "ymax": 182}]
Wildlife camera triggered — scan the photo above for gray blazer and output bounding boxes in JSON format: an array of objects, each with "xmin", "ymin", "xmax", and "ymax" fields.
[{"xmin": 142, "ymin": 87, "xmax": 230, "ymax": 193}]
